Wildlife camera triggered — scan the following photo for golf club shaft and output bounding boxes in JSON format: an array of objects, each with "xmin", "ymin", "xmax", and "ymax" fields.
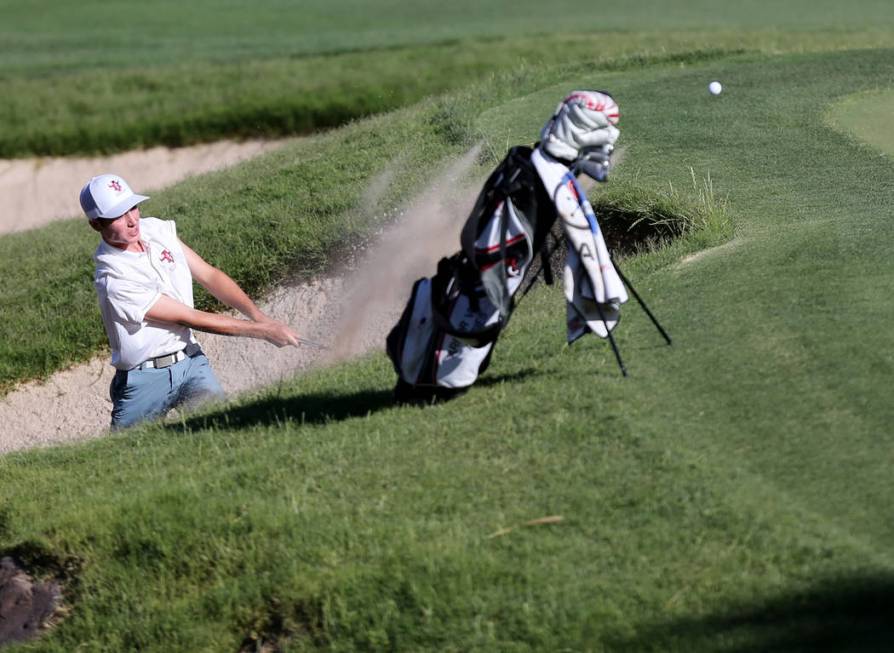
[{"xmin": 298, "ymin": 337, "xmax": 328, "ymax": 350}]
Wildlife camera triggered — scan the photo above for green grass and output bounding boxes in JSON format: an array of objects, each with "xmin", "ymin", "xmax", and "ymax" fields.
[
  {"xmin": 2, "ymin": 0, "xmax": 894, "ymax": 156},
  {"xmin": 827, "ymin": 88, "xmax": 894, "ymax": 156},
  {"xmin": 1, "ymin": 356, "xmax": 885, "ymax": 651},
  {"xmin": 6, "ymin": 0, "xmax": 894, "ymax": 70},
  {"xmin": 2, "ymin": 46, "xmax": 894, "ymax": 650}
]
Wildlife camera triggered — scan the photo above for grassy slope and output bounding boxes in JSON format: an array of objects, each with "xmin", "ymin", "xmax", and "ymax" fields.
[
  {"xmin": 2, "ymin": 0, "xmax": 894, "ymax": 156},
  {"xmin": 2, "ymin": 48, "xmax": 894, "ymax": 651}
]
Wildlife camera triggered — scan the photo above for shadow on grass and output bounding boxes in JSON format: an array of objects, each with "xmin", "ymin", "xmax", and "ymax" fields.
[
  {"xmin": 170, "ymin": 387, "xmax": 393, "ymax": 432},
  {"xmin": 169, "ymin": 368, "xmax": 540, "ymax": 432},
  {"xmin": 609, "ymin": 575, "xmax": 894, "ymax": 652}
]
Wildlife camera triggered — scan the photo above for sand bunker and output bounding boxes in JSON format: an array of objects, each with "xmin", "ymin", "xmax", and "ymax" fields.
[
  {"xmin": 0, "ymin": 145, "xmax": 481, "ymax": 453},
  {"xmin": 0, "ymin": 139, "xmax": 291, "ymax": 236}
]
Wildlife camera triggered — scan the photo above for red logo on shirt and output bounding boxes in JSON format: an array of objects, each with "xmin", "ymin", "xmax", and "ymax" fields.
[
  {"xmin": 109, "ymin": 180, "xmax": 123, "ymax": 192},
  {"xmin": 160, "ymin": 249, "xmax": 174, "ymax": 264}
]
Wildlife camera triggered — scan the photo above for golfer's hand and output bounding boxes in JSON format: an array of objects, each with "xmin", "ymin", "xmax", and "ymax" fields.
[{"xmin": 261, "ymin": 319, "xmax": 301, "ymax": 347}]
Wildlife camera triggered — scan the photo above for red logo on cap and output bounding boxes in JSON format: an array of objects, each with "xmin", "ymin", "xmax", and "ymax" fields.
[
  {"xmin": 160, "ymin": 249, "xmax": 174, "ymax": 264},
  {"xmin": 109, "ymin": 180, "xmax": 123, "ymax": 192}
]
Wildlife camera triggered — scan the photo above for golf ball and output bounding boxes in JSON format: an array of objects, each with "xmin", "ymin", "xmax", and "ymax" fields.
[{"xmin": 708, "ymin": 81, "xmax": 723, "ymax": 96}]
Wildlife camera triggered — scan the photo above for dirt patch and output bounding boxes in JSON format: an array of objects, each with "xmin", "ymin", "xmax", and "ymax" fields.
[
  {"xmin": 0, "ymin": 557, "xmax": 61, "ymax": 647},
  {"xmin": 0, "ymin": 146, "xmax": 482, "ymax": 453}
]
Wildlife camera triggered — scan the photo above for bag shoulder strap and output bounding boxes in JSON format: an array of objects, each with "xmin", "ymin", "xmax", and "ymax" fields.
[{"xmin": 460, "ymin": 146, "xmax": 537, "ymax": 259}]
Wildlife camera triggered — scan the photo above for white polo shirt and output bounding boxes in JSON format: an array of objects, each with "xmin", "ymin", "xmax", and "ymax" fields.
[{"xmin": 94, "ymin": 217, "xmax": 197, "ymax": 370}]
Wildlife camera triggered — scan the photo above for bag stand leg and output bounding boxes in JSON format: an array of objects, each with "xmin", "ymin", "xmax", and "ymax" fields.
[
  {"xmin": 611, "ymin": 256, "xmax": 672, "ymax": 346},
  {"xmin": 569, "ymin": 299, "xmax": 628, "ymax": 377},
  {"xmin": 583, "ymin": 257, "xmax": 670, "ymax": 378},
  {"xmin": 592, "ymin": 300, "xmax": 628, "ymax": 377}
]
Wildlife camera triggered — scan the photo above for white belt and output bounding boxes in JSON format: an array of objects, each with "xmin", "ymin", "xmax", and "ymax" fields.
[{"xmin": 134, "ymin": 349, "xmax": 188, "ymax": 370}]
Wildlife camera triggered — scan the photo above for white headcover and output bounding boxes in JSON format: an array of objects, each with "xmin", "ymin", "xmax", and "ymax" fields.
[{"xmin": 540, "ymin": 90, "xmax": 620, "ymax": 162}]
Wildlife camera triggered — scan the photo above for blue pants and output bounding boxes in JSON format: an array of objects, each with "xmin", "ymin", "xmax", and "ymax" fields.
[{"xmin": 110, "ymin": 354, "xmax": 225, "ymax": 429}]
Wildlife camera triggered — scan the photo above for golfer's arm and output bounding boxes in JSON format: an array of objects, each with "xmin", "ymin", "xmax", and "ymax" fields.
[
  {"xmin": 180, "ymin": 240, "xmax": 267, "ymax": 322},
  {"xmin": 146, "ymin": 294, "xmax": 268, "ymax": 339}
]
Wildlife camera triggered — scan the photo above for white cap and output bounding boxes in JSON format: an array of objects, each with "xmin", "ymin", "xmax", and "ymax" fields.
[{"xmin": 79, "ymin": 174, "xmax": 149, "ymax": 220}]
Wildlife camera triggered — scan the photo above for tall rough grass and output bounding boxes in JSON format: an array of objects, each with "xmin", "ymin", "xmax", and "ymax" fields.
[{"xmin": 593, "ymin": 168, "xmax": 732, "ymax": 254}]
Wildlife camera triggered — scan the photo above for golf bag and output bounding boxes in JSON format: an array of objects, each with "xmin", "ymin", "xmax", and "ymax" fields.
[{"xmin": 386, "ymin": 146, "xmax": 558, "ymax": 403}]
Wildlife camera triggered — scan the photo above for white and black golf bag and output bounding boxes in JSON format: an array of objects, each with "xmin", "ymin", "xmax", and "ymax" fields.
[{"xmin": 386, "ymin": 146, "xmax": 558, "ymax": 403}]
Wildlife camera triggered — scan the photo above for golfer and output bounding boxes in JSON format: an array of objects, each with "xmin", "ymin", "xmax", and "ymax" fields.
[{"xmin": 81, "ymin": 173, "xmax": 300, "ymax": 429}]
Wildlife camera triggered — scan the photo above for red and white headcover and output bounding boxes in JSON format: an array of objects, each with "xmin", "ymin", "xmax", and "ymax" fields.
[{"xmin": 540, "ymin": 90, "xmax": 620, "ymax": 162}]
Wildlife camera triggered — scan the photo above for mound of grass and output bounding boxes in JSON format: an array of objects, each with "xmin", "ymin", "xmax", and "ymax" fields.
[{"xmin": 594, "ymin": 169, "xmax": 732, "ymax": 255}]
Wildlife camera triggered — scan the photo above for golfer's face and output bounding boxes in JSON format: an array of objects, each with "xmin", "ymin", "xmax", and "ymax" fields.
[{"xmin": 101, "ymin": 206, "xmax": 142, "ymax": 249}]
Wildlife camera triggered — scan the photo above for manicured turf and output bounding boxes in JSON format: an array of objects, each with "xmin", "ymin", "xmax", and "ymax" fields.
[
  {"xmin": 7, "ymin": 0, "xmax": 894, "ymax": 69},
  {"xmin": 827, "ymin": 89, "xmax": 894, "ymax": 156},
  {"xmin": 2, "ymin": 47, "xmax": 894, "ymax": 650},
  {"xmin": 2, "ymin": 0, "xmax": 893, "ymax": 156}
]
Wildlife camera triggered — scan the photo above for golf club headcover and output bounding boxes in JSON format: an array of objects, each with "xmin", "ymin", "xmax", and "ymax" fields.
[{"xmin": 574, "ymin": 145, "xmax": 614, "ymax": 183}]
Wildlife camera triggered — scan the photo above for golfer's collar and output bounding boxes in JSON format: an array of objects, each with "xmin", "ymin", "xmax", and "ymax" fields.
[{"xmin": 98, "ymin": 236, "xmax": 149, "ymax": 257}]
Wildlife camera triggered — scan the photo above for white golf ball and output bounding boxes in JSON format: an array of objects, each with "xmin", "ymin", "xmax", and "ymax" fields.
[{"xmin": 708, "ymin": 81, "xmax": 722, "ymax": 96}]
